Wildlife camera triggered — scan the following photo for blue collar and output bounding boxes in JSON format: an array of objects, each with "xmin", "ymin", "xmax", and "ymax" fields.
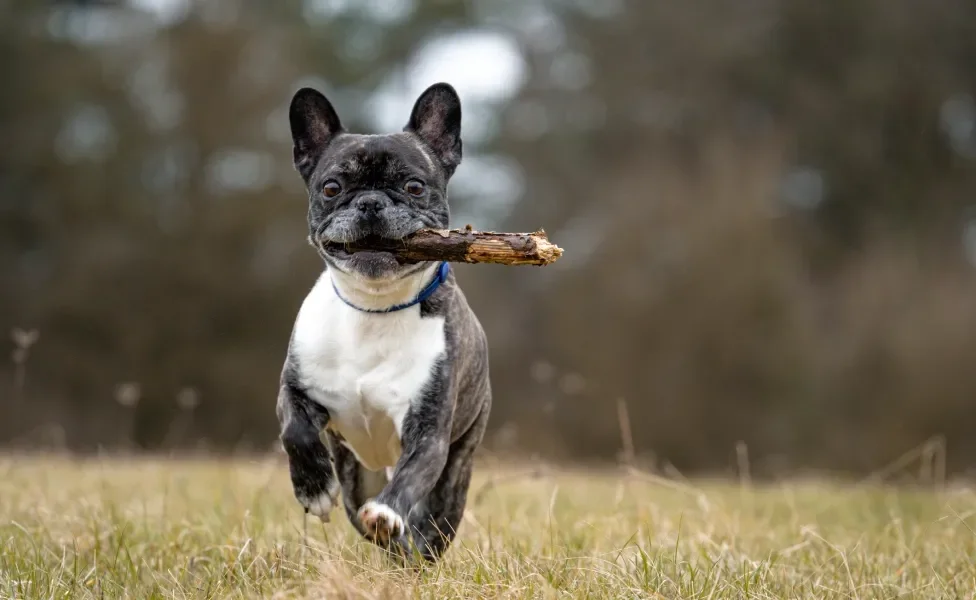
[{"xmin": 332, "ymin": 262, "xmax": 450, "ymax": 314}]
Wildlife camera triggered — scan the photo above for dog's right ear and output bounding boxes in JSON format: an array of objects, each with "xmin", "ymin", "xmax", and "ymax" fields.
[
  {"xmin": 404, "ymin": 83, "xmax": 462, "ymax": 178},
  {"xmin": 289, "ymin": 88, "xmax": 343, "ymax": 181}
]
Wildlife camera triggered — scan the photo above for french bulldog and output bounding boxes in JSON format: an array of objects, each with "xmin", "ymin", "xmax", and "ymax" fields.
[{"xmin": 276, "ymin": 82, "xmax": 491, "ymax": 563}]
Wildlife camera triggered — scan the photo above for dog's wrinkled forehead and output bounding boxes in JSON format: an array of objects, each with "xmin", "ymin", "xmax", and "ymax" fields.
[
  {"xmin": 290, "ymin": 82, "xmax": 462, "ymax": 185},
  {"xmin": 315, "ymin": 133, "xmax": 443, "ymax": 186}
]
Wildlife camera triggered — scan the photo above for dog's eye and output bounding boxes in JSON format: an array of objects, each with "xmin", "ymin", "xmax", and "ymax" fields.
[
  {"xmin": 322, "ymin": 181, "xmax": 341, "ymax": 198},
  {"xmin": 404, "ymin": 180, "xmax": 425, "ymax": 197}
]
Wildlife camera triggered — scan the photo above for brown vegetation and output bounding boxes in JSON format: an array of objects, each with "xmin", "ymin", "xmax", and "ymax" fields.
[{"xmin": 2, "ymin": 1, "xmax": 976, "ymax": 477}]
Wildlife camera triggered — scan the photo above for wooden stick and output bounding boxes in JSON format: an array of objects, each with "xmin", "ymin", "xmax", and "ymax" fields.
[{"xmin": 324, "ymin": 227, "xmax": 564, "ymax": 266}]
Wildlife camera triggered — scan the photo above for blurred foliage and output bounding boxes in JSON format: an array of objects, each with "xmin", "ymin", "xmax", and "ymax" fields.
[{"xmin": 2, "ymin": 0, "xmax": 976, "ymax": 476}]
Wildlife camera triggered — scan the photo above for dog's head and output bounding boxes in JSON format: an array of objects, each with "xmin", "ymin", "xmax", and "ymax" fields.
[{"xmin": 289, "ymin": 83, "xmax": 462, "ymax": 280}]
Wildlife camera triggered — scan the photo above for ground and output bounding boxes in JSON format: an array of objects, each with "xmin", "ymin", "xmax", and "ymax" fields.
[{"xmin": 0, "ymin": 455, "xmax": 973, "ymax": 599}]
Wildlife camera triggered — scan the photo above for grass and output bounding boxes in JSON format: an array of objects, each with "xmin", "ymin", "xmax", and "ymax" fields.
[{"xmin": 0, "ymin": 455, "xmax": 974, "ymax": 599}]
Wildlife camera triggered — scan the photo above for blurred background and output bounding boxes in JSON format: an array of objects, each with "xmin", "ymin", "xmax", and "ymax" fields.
[{"xmin": 2, "ymin": 0, "xmax": 976, "ymax": 478}]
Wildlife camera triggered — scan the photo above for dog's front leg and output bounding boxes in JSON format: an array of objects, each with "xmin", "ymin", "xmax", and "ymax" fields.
[
  {"xmin": 358, "ymin": 361, "xmax": 454, "ymax": 550},
  {"xmin": 277, "ymin": 380, "xmax": 338, "ymax": 522}
]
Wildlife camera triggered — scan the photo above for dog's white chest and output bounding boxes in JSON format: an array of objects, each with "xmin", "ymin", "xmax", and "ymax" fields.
[{"xmin": 291, "ymin": 273, "xmax": 446, "ymax": 471}]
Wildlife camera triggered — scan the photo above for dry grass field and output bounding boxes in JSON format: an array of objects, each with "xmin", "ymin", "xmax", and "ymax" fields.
[{"xmin": 0, "ymin": 455, "xmax": 974, "ymax": 599}]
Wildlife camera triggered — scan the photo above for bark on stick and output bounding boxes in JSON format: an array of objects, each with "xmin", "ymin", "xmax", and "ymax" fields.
[{"xmin": 328, "ymin": 228, "xmax": 564, "ymax": 266}]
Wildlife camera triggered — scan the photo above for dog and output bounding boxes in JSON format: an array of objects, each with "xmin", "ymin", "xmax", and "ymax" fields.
[{"xmin": 275, "ymin": 82, "xmax": 492, "ymax": 563}]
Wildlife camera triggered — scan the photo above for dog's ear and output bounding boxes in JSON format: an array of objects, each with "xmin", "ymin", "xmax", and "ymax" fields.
[
  {"xmin": 404, "ymin": 83, "xmax": 462, "ymax": 177},
  {"xmin": 290, "ymin": 87, "xmax": 343, "ymax": 180}
]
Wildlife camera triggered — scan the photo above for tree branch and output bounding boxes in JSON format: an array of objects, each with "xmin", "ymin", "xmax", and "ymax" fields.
[{"xmin": 317, "ymin": 228, "xmax": 564, "ymax": 266}]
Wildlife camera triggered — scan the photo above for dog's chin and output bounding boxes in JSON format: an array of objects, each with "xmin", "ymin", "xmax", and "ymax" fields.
[
  {"xmin": 337, "ymin": 251, "xmax": 404, "ymax": 280},
  {"xmin": 321, "ymin": 242, "xmax": 405, "ymax": 280}
]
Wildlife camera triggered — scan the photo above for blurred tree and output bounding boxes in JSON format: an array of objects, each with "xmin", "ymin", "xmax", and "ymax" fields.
[
  {"xmin": 3, "ymin": 0, "xmax": 976, "ymax": 477},
  {"xmin": 485, "ymin": 0, "xmax": 976, "ymax": 471}
]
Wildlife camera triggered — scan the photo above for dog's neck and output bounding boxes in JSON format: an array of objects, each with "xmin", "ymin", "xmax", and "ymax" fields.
[{"xmin": 328, "ymin": 263, "xmax": 440, "ymax": 313}]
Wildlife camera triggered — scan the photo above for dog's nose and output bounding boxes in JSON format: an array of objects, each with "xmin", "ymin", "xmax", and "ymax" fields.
[{"xmin": 354, "ymin": 194, "xmax": 385, "ymax": 215}]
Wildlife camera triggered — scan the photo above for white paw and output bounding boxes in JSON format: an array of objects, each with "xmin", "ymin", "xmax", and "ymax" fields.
[
  {"xmin": 302, "ymin": 492, "xmax": 335, "ymax": 522},
  {"xmin": 299, "ymin": 480, "xmax": 339, "ymax": 522},
  {"xmin": 358, "ymin": 500, "xmax": 404, "ymax": 544}
]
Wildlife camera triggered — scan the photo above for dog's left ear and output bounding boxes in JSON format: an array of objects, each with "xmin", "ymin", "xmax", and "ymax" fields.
[
  {"xmin": 404, "ymin": 83, "xmax": 462, "ymax": 177},
  {"xmin": 290, "ymin": 87, "xmax": 344, "ymax": 181}
]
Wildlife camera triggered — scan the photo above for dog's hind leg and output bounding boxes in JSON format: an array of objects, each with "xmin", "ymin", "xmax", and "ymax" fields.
[
  {"xmin": 402, "ymin": 400, "xmax": 490, "ymax": 563},
  {"xmin": 326, "ymin": 431, "xmax": 388, "ymax": 539}
]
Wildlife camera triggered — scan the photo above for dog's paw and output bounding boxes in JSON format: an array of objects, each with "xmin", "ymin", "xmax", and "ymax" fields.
[
  {"xmin": 296, "ymin": 479, "xmax": 339, "ymax": 522},
  {"xmin": 299, "ymin": 491, "xmax": 336, "ymax": 522},
  {"xmin": 358, "ymin": 500, "xmax": 404, "ymax": 544}
]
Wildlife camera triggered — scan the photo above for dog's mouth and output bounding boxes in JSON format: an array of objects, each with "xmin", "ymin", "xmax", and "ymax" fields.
[{"xmin": 318, "ymin": 234, "xmax": 406, "ymax": 258}]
